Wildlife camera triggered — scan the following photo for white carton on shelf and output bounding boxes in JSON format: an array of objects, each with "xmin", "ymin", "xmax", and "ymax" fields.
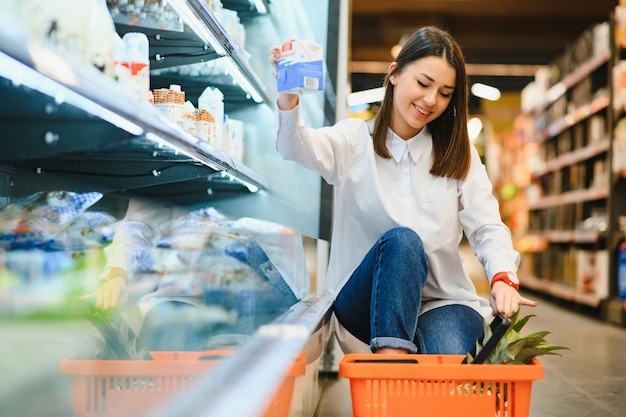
[
  {"xmin": 198, "ymin": 87, "xmax": 225, "ymax": 148},
  {"xmin": 276, "ymin": 39, "xmax": 324, "ymax": 95}
]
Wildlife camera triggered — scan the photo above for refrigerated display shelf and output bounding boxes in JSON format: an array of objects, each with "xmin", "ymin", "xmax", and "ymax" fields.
[{"xmin": 0, "ymin": 31, "xmax": 267, "ymax": 200}]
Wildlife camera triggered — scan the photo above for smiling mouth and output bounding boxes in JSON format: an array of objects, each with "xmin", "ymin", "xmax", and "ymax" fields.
[{"xmin": 414, "ymin": 104, "xmax": 431, "ymax": 117}]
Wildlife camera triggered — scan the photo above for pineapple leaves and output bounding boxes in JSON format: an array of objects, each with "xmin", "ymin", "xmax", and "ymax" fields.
[{"xmin": 474, "ymin": 308, "xmax": 569, "ymax": 364}]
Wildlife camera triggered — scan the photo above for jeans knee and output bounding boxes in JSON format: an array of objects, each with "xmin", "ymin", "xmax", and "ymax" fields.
[
  {"xmin": 382, "ymin": 227, "xmax": 426, "ymax": 260},
  {"xmin": 380, "ymin": 227, "xmax": 429, "ymax": 283},
  {"xmin": 383, "ymin": 227, "xmax": 423, "ymax": 249}
]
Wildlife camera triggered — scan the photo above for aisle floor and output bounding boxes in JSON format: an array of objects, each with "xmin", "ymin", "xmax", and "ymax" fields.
[{"xmin": 316, "ymin": 245, "xmax": 626, "ymax": 416}]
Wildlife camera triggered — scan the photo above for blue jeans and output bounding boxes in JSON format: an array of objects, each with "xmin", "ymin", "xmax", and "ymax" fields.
[{"xmin": 334, "ymin": 227, "xmax": 484, "ymax": 354}]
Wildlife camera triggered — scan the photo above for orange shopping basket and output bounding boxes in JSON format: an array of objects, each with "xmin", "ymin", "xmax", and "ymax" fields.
[
  {"xmin": 60, "ymin": 350, "xmax": 306, "ymax": 417},
  {"xmin": 339, "ymin": 354, "xmax": 543, "ymax": 417}
]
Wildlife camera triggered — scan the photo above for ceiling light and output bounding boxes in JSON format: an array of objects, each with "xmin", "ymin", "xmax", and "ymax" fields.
[
  {"xmin": 471, "ymin": 83, "xmax": 501, "ymax": 101},
  {"xmin": 468, "ymin": 117, "xmax": 483, "ymax": 142}
]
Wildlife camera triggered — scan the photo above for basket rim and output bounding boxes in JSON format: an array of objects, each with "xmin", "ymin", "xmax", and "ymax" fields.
[
  {"xmin": 339, "ymin": 353, "xmax": 543, "ymax": 381},
  {"xmin": 59, "ymin": 350, "xmax": 306, "ymax": 378}
]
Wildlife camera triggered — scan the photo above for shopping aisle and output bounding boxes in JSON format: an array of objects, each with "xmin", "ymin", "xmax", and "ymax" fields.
[{"xmin": 315, "ymin": 296, "xmax": 626, "ymax": 417}]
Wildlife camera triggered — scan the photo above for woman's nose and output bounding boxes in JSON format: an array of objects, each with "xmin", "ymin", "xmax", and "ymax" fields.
[{"xmin": 423, "ymin": 89, "xmax": 437, "ymax": 106}]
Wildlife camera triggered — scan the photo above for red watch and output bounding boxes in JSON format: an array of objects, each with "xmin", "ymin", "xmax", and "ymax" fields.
[{"xmin": 491, "ymin": 271, "xmax": 520, "ymax": 290}]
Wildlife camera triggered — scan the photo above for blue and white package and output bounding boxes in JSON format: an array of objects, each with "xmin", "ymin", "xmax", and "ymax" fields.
[{"xmin": 276, "ymin": 39, "xmax": 324, "ymax": 94}]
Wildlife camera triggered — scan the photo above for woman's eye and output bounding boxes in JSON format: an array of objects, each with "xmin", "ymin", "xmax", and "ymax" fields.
[
  {"xmin": 418, "ymin": 80, "xmax": 428, "ymax": 88},
  {"xmin": 440, "ymin": 92, "xmax": 451, "ymax": 98}
]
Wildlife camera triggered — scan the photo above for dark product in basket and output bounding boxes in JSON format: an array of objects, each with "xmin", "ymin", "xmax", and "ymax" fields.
[{"xmin": 463, "ymin": 313, "xmax": 512, "ymax": 364}]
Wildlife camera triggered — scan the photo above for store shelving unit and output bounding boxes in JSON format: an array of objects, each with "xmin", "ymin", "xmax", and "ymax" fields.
[
  {"xmin": 517, "ymin": 13, "xmax": 626, "ymax": 324},
  {"xmin": 0, "ymin": 1, "xmax": 339, "ymax": 416},
  {"xmin": 0, "ymin": 2, "xmax": 271, "ymax": 204}
]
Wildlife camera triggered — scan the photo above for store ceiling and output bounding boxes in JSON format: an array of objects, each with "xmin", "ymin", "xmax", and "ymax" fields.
[{"xmin": 350, "ymin": 0, "xmax": 619, "ymax": 94}]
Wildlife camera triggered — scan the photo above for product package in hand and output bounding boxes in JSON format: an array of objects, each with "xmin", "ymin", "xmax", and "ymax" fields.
[{"xmin": 276, "ymin": 39, "xmax": 324, "ymax": 94}]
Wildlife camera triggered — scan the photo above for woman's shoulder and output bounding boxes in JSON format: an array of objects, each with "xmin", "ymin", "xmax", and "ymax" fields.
[
  {"xmin": 328, "ymin": 117, "xmax": 373, "ymax": 144},
  {"xmin": 335, "ymin": 116, "xmax": 371, "ymax": 130}
]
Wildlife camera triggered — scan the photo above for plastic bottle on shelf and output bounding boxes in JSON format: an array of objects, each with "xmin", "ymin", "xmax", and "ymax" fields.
[{"xmin": 122, "ymin": 32, "xmax": 150, "ymax": 102}]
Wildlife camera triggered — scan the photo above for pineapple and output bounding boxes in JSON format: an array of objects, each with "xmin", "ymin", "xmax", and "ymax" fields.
[{"xmin": 466, "ymin": 308, "xmax": 569, "ymax": 365}]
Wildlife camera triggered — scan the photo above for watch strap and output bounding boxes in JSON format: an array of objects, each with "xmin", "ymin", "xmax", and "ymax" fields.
[{"xmin": 491, "ymin": 271, "xmax": 519, "ymax": 291}]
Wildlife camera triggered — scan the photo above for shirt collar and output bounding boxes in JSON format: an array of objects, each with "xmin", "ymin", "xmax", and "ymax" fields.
[{"xmin": 387, "ymin": 128, "xmax": 430, "ymax": 164}]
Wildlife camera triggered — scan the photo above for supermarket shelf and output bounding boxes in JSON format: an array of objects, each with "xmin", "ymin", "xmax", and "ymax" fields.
[
  {"xmin": 115, "ymin": 23, "xmax": 221, "ymax": 71},
  {"xmin": 532, "ymin": 51, "xmax": 610, "ymax": 112},
  {"xmin": 0, "ymin": 27, "xmax": 268, "ymax": 198},
  {"xmin": 531, "ymin": 137, "xmax": 610, "ymax": 179},
  {"xmin": 521, "ymin": 274, "xmax": 603, "ymax": 307},
  {"xmin": 222, "ymin": 0, "xmax": 270, "ymax": 20},
  {"xmin": 541, "ymin": 94, "xmax": 609, "ymax": 142},
  {"xmin": 524, "ymin": 230, "xmax": 605, "ymax": 244},
  {"xmin": 168, "ymin": 0, "xmax": 270, "ymax": 104},
  {"xmin": 527, "ymin": 187, "xmax": 609, "ymax": 210}
]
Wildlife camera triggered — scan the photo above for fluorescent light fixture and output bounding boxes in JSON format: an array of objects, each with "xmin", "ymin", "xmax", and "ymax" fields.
[
  {"xmin": 167, "ymin": 0, "xmax": 227, "ymax": 56},
  {"xmin": 1, "ymin": 51, "xmax": 143, "ymax": 136},
  {"xmin": 220, "ymin": 57, "xmax": 264, "ymax": 103},
  {"xmin": 347, "ymin": 87, "xmax": 385, "ymax": 107},
  {"xmin": 471, "ymin": 83, "xmax": 501, "ymax": 101},
  {"xmin": 252, "ymin": 0, "xmax": 268, "ymax": 14},
  {"xmin": 468, "ymin": 117, "xmax": 483, "ymax": 142},
  {"xmin": 145, "ymin": 132, "xmax": 260, "ymax": 193}
]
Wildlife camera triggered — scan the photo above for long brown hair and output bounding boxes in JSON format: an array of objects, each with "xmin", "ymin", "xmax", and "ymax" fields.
[{"xmin": 372, "ymin": 26, "xmax": 471, "ymax": 180}]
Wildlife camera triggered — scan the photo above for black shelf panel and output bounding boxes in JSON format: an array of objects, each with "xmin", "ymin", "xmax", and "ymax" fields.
[
  {"xmin": 223, "ymin": 0, "xmax": 271, "ymax": 21},
  {"xmin": 116, "ymin": 23, "xmax": 220, "ymax": 71}
]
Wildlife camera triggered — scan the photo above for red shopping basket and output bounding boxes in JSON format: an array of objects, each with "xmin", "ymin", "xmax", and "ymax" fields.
[
  {"xmin": 60, "ymin": 350, "xmax": 305, "ymax": 417},
  {"xmin": 339, "ymin": 354, "xmax": 543, "ymax": 417}
]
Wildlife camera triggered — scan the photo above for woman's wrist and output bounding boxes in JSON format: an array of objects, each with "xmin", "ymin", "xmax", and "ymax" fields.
[
  {"xmin": 277, "ymin": 93, "xmax": 299, "ymax": 110},
  {"xmin": 491, "ymin": 271, "xmax": 519, "ymax": 290}
]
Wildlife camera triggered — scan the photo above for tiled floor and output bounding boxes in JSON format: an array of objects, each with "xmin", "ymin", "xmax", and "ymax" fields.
[{"xmin": 316, "ymin": 244, "xmax": 626, "ymax": 416}]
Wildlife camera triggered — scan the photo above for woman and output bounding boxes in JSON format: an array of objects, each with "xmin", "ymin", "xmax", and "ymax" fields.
[{"xmin": 270, "ymin": 26, "xmax": 537, "ymax": 355}]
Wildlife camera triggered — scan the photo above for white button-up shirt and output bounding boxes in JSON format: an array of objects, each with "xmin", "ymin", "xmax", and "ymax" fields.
[{"xmin": 274, "ymin": 104, "xmax": 519, "ymax": 318}]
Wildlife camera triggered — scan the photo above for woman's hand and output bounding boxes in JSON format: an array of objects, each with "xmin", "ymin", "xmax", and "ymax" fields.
[
  {"xmin": 95, "ymin": 267, "xmax": 128, "ymax": 310},
  {"xmin": 269, "ymin": 43, "xmax": 299, "ymax": 110},
  {"xmin": 269, "ymin": 44, "xmax": 282, "ymax": 74},
  {"xmin": 489, "ymin": 281, "xmax": 537, "ymax": 317}
]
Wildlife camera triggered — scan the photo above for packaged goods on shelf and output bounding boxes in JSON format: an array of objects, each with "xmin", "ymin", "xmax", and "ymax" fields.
[
  {"xmin": 4, "ymin": 0, "xmax": 117, "ymax": 77},
  {"xmin": 0, "ymin": 191, "xmax": 118, "ymax": 316},
  {"xmin": 576, "ymin": 250, "xmax": 609, "ymax": 298},
  {"xmin": 154, "ymin": 84, "xmax": 185, "ymax": 124},
  {"xmin": 108, "ymin": 0, "xmax": 183, "ymax": 32},
  {"xmin": 614, "ymin": 62, "xmax": 626, "ymax": 112},
  {"xmin": 612, "ymin": 118, "xmax": 626, "ymax": 174},
  {"xmin": 221, "ymin": 8, "xmax": 246, "ymax": 50},
  {"xmin": 120, "ymin": 32, "xmax": 151, "ymax": 102},
  {"xmin": 196, "ymin": 108, "xmax": 217, "ymax": 143},
  {"xmin": 205, "ymin": 0, "xmax": 224, "ymax": 22},
  {"xmin": 225, "ymin": 117, "xmax": 245, "ymax": 161},
  {"xmin": 619, "ymin": 237, "xmax": 626, "ymax": 301},
  {"xmin": 276, "ymin": 39, "xmax": 324, "ymax": 94},
  {"xmin": 616, "ymin": 5, "xmax": 626, "ymax": 49},
  {"xmin": 594, "ymin": 22, "xmax": 611, "ymax": 57},
  {"xmin": 199, "ymin": 86, "xmax": 225, "ymax": 147},
  {"xmin": 100, "ymin": 203, "xmax": 308, "ymax": 350}
]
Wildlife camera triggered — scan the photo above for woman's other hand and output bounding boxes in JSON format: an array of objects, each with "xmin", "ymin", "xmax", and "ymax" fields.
[
  {"xmin": 269, "ymin": 42, "xmax": 299, "ymax": 110},
  {"xmin": 489, "ymin": 280, "xmax": 537, "ymax": 317},
  {"xmin": 95, "ymin": 267, "xmax": 128, "ymax": 310}
]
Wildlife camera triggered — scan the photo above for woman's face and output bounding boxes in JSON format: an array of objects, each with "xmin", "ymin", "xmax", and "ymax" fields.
[{"xmin": 388, "ymin": 55, "xmax": 456, "ymax": 139}]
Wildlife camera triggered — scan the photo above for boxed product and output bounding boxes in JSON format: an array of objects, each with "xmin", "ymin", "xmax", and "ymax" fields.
[{"xmin": 276, "ymin": 40, "xmax": 324, "ymax": 94}]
